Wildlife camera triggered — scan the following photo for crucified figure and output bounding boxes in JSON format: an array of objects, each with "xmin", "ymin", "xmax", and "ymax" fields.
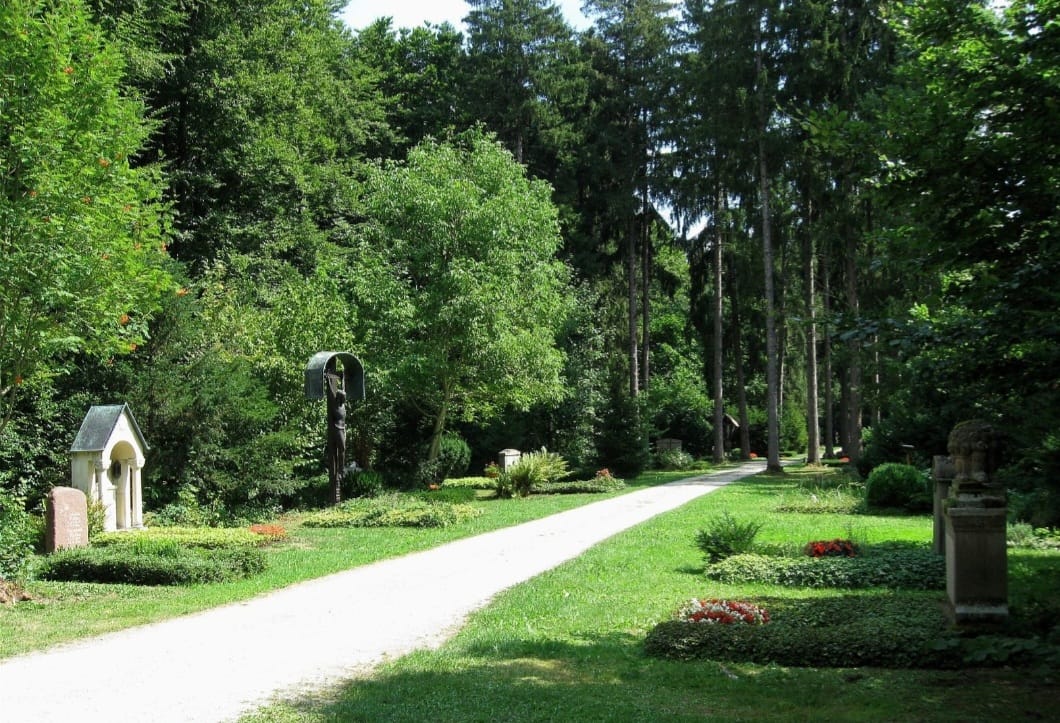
[{"xmin": 325, "ymin": 372, "xmax": 347, "ymax": 504}]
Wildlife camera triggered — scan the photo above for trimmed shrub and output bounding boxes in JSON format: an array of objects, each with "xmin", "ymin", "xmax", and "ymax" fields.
[
  {"xmin": 865, "ymin": 462, "xmax": 930, "ymax": 511},
  {"xmin": 0, "ymin": 490, "xmax": 34, "ymax": 580},
  {"xmin": 301, "ymin": 494, "xmax": 480, "ymax": 528},
  {"xmin": 532, "ymin": 477, "xmax": 627, "ymax": 494},
  {"xmin": 645, "ymin": 595, "xmax": 954, "ymax": 668},
  {"xmin": 92, "ymin": 526, "xmax": 268, "ymax": 550},
  {"xmin": 695, "ymin": 512, "xmax": 763, "ymax": 563},
  {"xmin": 442, "ymin": 476, "xmax": 497, "ymax": 491},
  {"xmin": 705, "ymin": 547, "xmax": 944, "ymax": 590},
  {"xmin": 37, "ymin": 546, "xmax": 267, "ymax": 585}
]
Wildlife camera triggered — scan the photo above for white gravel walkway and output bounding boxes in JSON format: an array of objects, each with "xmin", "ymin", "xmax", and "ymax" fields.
[{"xmin": 0, "ymin": 462, "xmax": 765, "ymax": 722}]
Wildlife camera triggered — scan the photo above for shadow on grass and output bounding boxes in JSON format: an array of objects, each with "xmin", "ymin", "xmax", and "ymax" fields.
[{"xmin": 263, "ymin": 624, "xmax": 1059, "ymax": 723}]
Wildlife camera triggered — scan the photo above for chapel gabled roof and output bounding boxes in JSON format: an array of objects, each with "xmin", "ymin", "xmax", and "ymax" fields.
[{"xmin": 69, "ymin": 403, "xmax": 150, "ymax": 453}]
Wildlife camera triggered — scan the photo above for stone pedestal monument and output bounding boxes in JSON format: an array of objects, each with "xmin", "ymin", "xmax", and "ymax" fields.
[{"xmin": 943, "ymin": 419, "xmax": 1008, "ymax": 623}]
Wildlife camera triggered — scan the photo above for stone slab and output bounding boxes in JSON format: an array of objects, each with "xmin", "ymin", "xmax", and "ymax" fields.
[{"xmin": 45, "ymin": 487, "xmax": 89, "ymax": 553}]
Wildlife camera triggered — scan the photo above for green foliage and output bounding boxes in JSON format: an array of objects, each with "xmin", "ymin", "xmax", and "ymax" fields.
[
  {"xmin": 417, "ymin": 433, "xmax": 473, "ymax": 486},
  {"xmin": 502, "ymin": 448, "xmax": 571, "ymax": 498},
  {"xmin": 865, "ymin": 463, "xmax": 930, "ymax": 511},
  {"xmin": 0, "ymin": 0, "xmax": 174, "ymax": 437},
  {"xmin": 645, "ymin": 595, "xmax": 954, "ymax": 669},
  {"xmin": 301, "ymin": 493, "xmax": 481, "ymax": 528},
  {"xmin": 597, "ymin": 392, "xmax": 651, "ymax": 478},
  {"xmin": 531, "ymin": 477, "xmax": 627, "ymax": 495},
  {"xmin": 354, "ymin": 129, "xmax": 572, "ymax": 460},
  {"xmin": 655, "ymin": 449, "xmax": 695, "ymax": 471},
  {"xmin": 92, "ymin": 526, "xmax": 268, "ymax": 551},
  {"xmin": 706, "ymin": 547, "xmax": 945, "ymax": 590},
  {"xmin": 442, "ymin": 477, "xmax": 498, "ymax": 491},
  {"xmin": 695, "ymin": 512, "xmax": 763, "ymax": 563},
  {"xmin": 0, "ymin": 490, "xmax": 33, "ymax": 580},
  {"xmin": 86, "ymin": 498, "xmax": 106, "ymax": 540},
  {"xmin": 345, "ymin": 469, "xmax": 385, "ymax": 499},
  {"xmin": 36, "ymin": 545, "xmax": 266, "ymax": 585}
]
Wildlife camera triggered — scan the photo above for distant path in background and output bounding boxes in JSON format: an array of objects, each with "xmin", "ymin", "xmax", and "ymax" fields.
[{"xmin": 0, "ymin": 461, "xmax": 767, "ymax": 722}]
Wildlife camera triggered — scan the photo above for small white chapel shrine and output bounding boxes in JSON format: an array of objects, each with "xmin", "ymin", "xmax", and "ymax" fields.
[{"xmin": 69, "ymin": 403, "xmax": 149, "ymax": 532}]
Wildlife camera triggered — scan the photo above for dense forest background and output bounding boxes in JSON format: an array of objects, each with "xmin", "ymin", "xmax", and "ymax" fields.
[{"xmin": 1, "ymin": 0, "xmax": 1057, "ymax": 524}]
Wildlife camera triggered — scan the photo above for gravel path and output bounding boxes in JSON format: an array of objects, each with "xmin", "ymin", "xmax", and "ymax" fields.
[{"xmin": 0, "ymin": 462, "xmax": 765, "ymax": 722}]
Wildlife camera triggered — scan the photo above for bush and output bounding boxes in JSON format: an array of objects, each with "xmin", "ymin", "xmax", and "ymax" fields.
[
  {"xmin": 415, "ymin": 433, "xmax": 472, "ymax": 487},
  {"xmin": 865, "ymin": 463, "xmax": 930, "ymax": 511},
  {"xmin": 0, "ymin": 490, "xmax": 34, "ymax": 580},
  {"xmin": 705, "ymin": 547, "xmax": 944, "ymax": 590},
  {"xmin": 37, "ymin": 545, "xmax": 267, "ymax": 585},
  {"xmin": 597, "ymin": 393, "xmax": 651, "ymax": 478},
  {"xmin": 345, "ymin": 469, "xmax": 385, "ymax": 499},
  {"xmin": 301, "ymin": 493, "xmax": 481, "ymax": 528},
  {"xmin": 503, "ymin": 448, "xmax": 570, "ymax": 498},
  {"xmin": 655, "ymin": 449, "xmax": 694, "ymax": 471},
  {"xmin": 695, "ymin": 512, "xmax": 763, "ymax": 563}
]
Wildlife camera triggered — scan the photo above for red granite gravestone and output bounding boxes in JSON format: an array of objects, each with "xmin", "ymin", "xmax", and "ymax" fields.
[{"xmin": 45, "ymin": 487, "xmax": 89, "ymax": 553}]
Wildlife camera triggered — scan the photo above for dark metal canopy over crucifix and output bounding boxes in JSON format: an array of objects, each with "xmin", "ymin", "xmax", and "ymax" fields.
[{"xmin": 305, "ymin": 352, "xmax": 365, "ymax": 504}]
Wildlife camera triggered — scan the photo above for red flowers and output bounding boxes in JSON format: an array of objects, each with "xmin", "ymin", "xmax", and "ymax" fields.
[
  {"xmin": 804, "ymin": 539, "xmax": 858, "ymax": 558},
  {"xmin": 677, "ymin": 598, "xmax": 771, "ymax": 625},
  {"xmin": 249, "ymin": 524, "xmax": 287, "ymax": 542}
]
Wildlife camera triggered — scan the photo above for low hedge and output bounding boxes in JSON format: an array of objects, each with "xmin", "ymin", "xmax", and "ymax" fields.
[
  {"xmin": 705, "ymin": 546, "xmax": 944, "ymax": 590},
  {"xmin": 531, "ymin": 478, "xmax": 627, "ymax": 495},
  {"xmin": 36, "ymin": 546, "xmax": 267, "ymax": 585},
  {"xmin": 645, "ymin": 595, "xmax": 951, "ymax": 668},
  {"xmin": 302, "ymin": 494, "xmax": 481, "ymax": 528},
  {"xmin": 442, "ymin": 477, "xmax": 498, "ymax": 491},
  {"xmin": 645, "ymin": 595, "xmax": 1058, "ymax": 669},
  {"xmin": 92, "ymin": 526, "xmax": 269, "ymax": 550}
]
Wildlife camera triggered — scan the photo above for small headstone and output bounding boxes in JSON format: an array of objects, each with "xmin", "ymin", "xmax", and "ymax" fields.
[
  {"xmin": 45, "ymin": 487, "xmax": 89, "ymax": 553},
  {"xmin": 498, "ymin": 449, "xmax": 522, "ymax": 471}
]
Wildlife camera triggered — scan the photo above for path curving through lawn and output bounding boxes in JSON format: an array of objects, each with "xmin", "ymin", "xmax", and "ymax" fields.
[{"xmin": 0, "ymin": 462, "xmax": 765, "ymax": 722}]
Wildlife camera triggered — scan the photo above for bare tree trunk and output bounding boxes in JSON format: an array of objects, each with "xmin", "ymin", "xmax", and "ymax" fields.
[
  {"xmin": 712, "ymin": 188, "xmax": 726, "ymax": 463},
  {"xmin": 843, "ymin": 231, "xmax": 862, "ymax": 462},
  {"xmin": 803, "ymin": 198, "xmax": 821, "ymax": 465},
  {"xmin": 731, "ymin": 259, "xmax": 752, "ymax": 459},
  {"xmin": 756, "ymin": 26, "xmax": 782, "ymax": 473},
  {"xmin": 627, "ymin": 216, "xmax": 639, "ymax": 397},
  {"xmin": 641, "ymin": 222, "xmax": 651, "ymax": 393},
  {"xmin": 822, "ymin": 246, "xmax": 835, "ymax": 458}
]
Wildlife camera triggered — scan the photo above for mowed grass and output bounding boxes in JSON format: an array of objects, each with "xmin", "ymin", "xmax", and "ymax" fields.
[
  {"xmin": 0, "ymin": 468, "xmax": 713, "ymax": 658},
  {"xmin": 242, "ymin": 467, "xmax": 1059, "ymax": 722}
]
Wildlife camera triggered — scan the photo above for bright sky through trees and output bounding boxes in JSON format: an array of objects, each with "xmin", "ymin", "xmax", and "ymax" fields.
[{"xmin": 341, "ymin": 0, "xmax": 592, "ymax": 30}]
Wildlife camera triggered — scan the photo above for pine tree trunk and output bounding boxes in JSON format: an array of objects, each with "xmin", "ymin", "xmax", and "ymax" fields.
[
  {"xmin": 756, "ymin": 27, "xmax": 782, "ymax": 473},
  {"xmin": 803, "ymin": 199, "xmax": 821, "ymax": 465},
  {"xmin": 641, "ymin": 221, "xmax": 651, "ymax": 393},
  {"xmin": 712, "ymin": 188, "xmax": 725, "ymax": 463},
  {"xmin": 628, "ymin": 216, "xmax": 639, "ymax": 397},
  {"xmin": 843, "ymin": 232, "xmax": 862, "ymax": 462},
  {"xmin": 822, "ymin": 245, "xmax": 835, "ymax": 458}
]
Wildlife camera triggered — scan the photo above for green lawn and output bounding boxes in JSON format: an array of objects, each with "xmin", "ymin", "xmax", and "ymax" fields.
[
  {"xmin": 240, "ymin": 466, "xmax": 1059, "ymax": 722},
  {"xmin": 0, "ymin": 468, "xmax": 704, "ymax": 658}
]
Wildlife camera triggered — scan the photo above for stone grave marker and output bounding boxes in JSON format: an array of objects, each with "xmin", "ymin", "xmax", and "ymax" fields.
[{"xmin": 45, "ymin": 486, "xmax": 89, "ymax": 553}]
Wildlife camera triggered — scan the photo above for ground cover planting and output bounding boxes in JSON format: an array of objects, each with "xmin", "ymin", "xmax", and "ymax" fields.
[{"xmin": 241, "ymin": 465, "xmax": 1059, "ymax": 722}]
